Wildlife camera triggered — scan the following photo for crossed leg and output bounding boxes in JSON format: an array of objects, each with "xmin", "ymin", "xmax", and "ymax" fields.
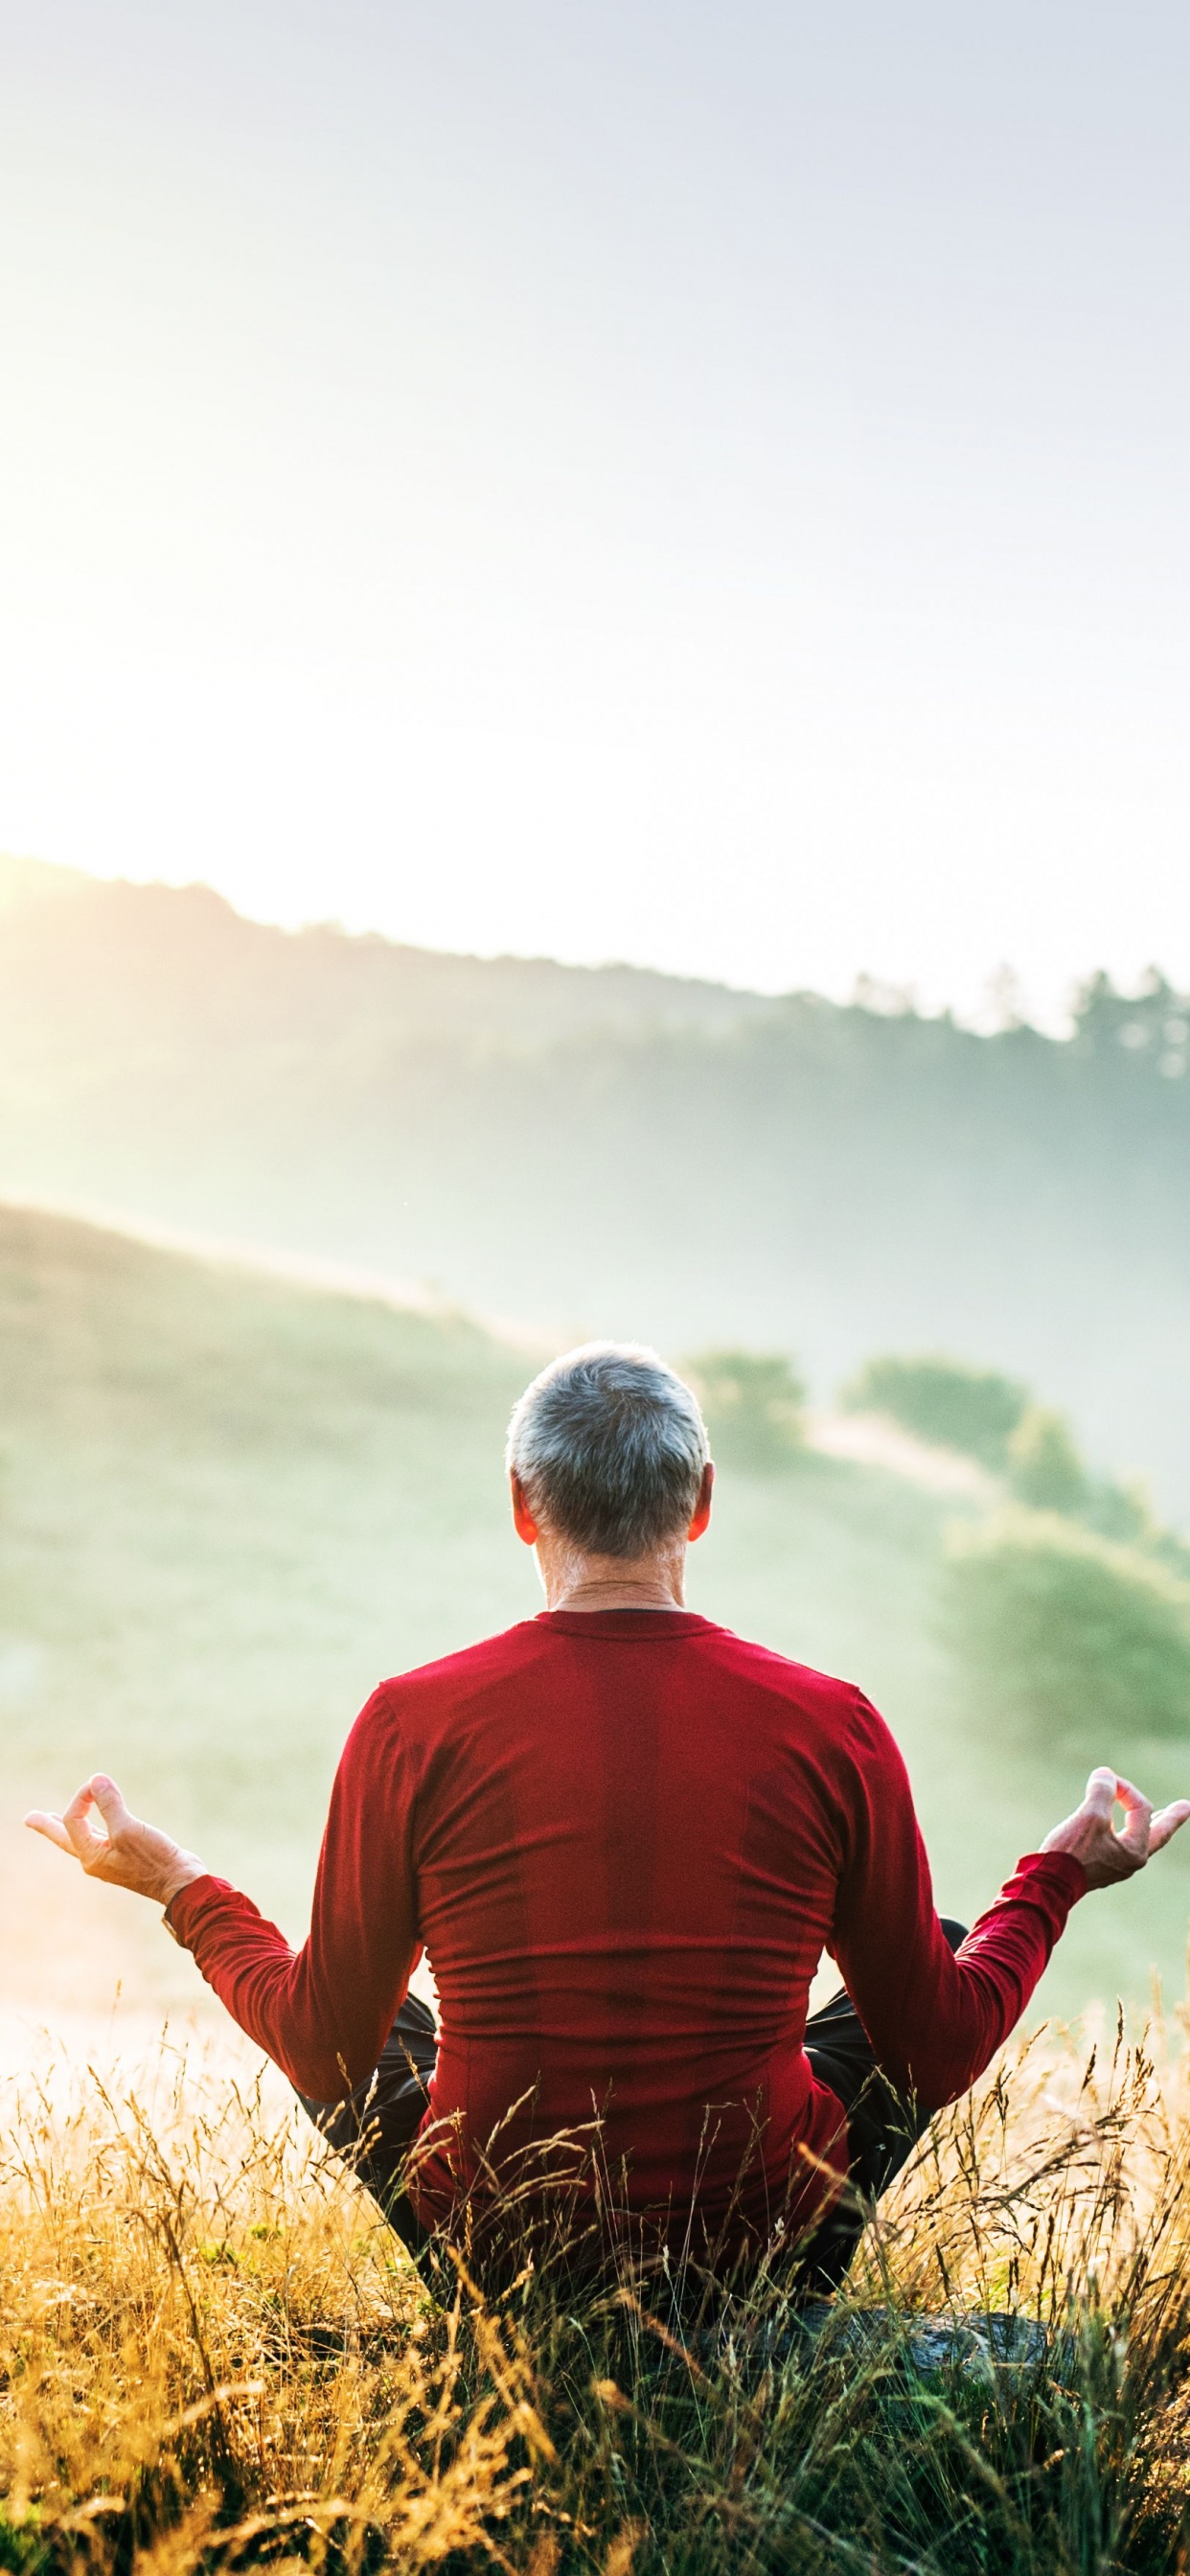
[
  {"xmin": 298, "ymin": 1989, "xmax": 439, "ymax": 2262},
  {"xmin": 298, "ymin": 1921, "xmax": 968, "ymax": 2295},
  {"xmin": 797, "ymin": 1916, "xmax": 968, "ymax": 2292}
]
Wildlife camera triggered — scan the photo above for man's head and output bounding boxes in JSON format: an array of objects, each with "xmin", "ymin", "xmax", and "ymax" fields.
[{"xmin": 506, "ymin": 1343, "xmax": 714, "ymax": 1607}]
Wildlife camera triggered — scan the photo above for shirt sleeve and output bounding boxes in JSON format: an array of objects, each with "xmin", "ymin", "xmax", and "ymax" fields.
[
  {"xmin": 167, "ymin": 1686, "xmax": 421, "ymax": 2103},
  {"xmin": 831, "ymin": 1690, "xmax": 1086, "ymax": 2108}
]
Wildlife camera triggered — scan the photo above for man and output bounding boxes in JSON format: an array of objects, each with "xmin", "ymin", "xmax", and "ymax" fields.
[{"xmin": 27, "ymin": 1343, "xmax": 1190, "ymax": 2294}]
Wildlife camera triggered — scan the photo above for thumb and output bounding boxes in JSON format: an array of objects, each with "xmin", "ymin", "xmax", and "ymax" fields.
[
  {"xmin": 1151, "ymin": 1799, "xmax": 1190, "ymax": 1853},
  {"xmin": 88, "ymin": 1774, "xmax": 135, "ymax": 1837}
]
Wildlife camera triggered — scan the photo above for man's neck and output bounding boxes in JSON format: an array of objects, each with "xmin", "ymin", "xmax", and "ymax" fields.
[{"xmin": 539, "ymin": 1549, "xmax": 688, "ymax": 1614}]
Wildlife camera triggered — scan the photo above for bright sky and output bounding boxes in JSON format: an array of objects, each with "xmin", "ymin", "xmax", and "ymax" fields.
[{"xmin": 1, "ymin": 2, "xmax": 1189, "ymax": 1023}]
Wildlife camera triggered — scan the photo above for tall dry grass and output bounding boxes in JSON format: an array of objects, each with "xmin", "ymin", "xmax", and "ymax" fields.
[{"xmin": 4, "ymin": 2012, "xmax": 1190, "ymax": 2576}]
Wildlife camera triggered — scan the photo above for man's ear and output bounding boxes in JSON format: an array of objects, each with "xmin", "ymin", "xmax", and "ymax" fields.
[
  {"xmin": 510, "ymin": 1470, "xmax": 539, "ymax": 1547},
  {"xmin": 688, "ymin": 1460, "xmax": 715, "ymax": 1542}
]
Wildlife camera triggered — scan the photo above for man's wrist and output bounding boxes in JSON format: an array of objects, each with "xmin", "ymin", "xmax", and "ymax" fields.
[
  {"xmin": 161, "ymin": 1858, "xmax": 207, "ymax": 1916},
  {"xmin": 1014, "ymin": 1848, "xmax": 1088, "ymax": 1900}
]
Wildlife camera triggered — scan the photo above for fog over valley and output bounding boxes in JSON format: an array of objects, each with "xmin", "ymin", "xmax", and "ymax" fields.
[{"xmin": 2, "ymin": 854, "xmax": 1188, "ymax": 1510}]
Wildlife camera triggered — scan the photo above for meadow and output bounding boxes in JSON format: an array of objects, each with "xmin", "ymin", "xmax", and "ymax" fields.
[{"xmin": 3, "ymin": 2006, "xmax": 1190, "ymax": 2573}]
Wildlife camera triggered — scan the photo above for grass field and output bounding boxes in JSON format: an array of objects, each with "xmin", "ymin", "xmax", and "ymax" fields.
[{"xmin": 3, "ymin": 2012, "xmax": 1190, "ymax": 2574}]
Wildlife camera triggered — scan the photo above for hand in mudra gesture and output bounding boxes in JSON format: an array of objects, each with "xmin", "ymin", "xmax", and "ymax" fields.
[
  {"xmin": 1042, "ymin": 1767, "xmax": 1190, "ymax": 1890},
  {"xmin": 26, "ymin": 1762, "xmax": 1190, "ymax": 1913},
  {"xmin": 25, "ymin": 1774, "xmax": 206, "ymax": 1908}
]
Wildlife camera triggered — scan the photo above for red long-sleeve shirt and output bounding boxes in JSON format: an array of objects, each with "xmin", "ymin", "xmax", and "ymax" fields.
[{"xmin": 170, "ymin": 1610, "xmax": 1085, "ymax": 2243}]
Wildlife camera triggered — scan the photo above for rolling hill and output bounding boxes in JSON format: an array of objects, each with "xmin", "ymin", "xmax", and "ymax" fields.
[{"xmin": 1, "ymin": 860, "xmax": 1189, "ymax": 1513}]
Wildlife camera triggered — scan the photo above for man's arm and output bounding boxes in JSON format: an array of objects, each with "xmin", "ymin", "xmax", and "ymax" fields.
[
  {"xmin": 831, "ymin": 1696, "xmax": 1189, "ymax": 2111},
  {"xmin": 26, "ymin": 1688, "xmax": 421, "ymax": 2104}
]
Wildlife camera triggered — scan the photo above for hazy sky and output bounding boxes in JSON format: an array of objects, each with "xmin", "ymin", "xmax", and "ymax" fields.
[{"xmin": 2, "ymin": 3, "xmax": 1189, "ymax": 1022}]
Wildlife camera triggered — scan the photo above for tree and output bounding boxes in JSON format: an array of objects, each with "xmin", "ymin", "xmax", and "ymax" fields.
[
  {"xmin": 686, "ymin": 1349, "xmax": 806, "ymax": 1471},
  {"xmin": 942, "ymin": 1509, "xmax": 1190, "ymax": 1746},
  {"xmin": 841, "ymin": 1354, "xmax": 1029, "ymax": 1469},
  {"xmin": 1007, "ymin": 1406, "xmax": 1087, "ymax": 1513}
]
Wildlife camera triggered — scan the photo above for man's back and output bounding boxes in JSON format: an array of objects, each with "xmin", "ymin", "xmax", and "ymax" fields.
[
  {"xmin": 169, "ymin": 1605, "xmax": 1080, "ymax": 2242},
  {"xmin": 405, "ymin": 1608, "xmax": 853, "ymax": 2218}
]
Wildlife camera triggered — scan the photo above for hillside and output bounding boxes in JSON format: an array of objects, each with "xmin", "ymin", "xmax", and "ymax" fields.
[
  {"xmin": 0, "ymin": 852, "xmax": 772, "ymax": 1050},
  {"xmin": 1, "ymin": 862, "xmax": 1189, "ymax": 1512},
  {"xmin": 3, "ymin": 1200, "xmax": 1188, "ymax": 2033}
]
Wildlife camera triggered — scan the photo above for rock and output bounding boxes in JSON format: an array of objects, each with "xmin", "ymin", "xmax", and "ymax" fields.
[{"xmin": 698, "ymin": 2303, "xmax": 1064, "ymax": 2385}]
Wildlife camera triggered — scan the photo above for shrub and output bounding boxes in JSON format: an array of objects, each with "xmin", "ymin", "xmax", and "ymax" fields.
[
  {"xmin": 1007, "ymin": 1405, "xmax": 1088, "ymax": 1512},
  {"xmin": 942, "ymin": 1506, "xmax": 1190, "ymax": 1746},
  {"xmin": 1083, "ymin": 1474, "xmax": 1156, "ymax": 1550},
  {"xmin": 841, "ymin": 1354, "xmax": 1029, "ymax": 1467},
  {"xmin": 685, "ymin": 1349, "xmax": 806, "ymax": 1470}
]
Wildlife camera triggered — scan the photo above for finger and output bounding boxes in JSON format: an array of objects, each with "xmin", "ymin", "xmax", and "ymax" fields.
[
  {"xmin": 58, "ymin": 1782, "xmax": 112, "ymax": 1867},
  {"xmin": 61, "ymin": 1781, "xmax": 100, "ymax": 1828},
  {"xmin": 1149, "ymin": 1800, "xmax": 1190, "ymax": 1853},
  {"xmin": 24, "ymin": 1810, "xmax": 79, "ymax": 1858},
  {"xmin": 88, "ymin": 1774, "xmax": 136, "ymax": 1839},
  {"xmin": 1083, "ymin": 1768, "xmax": 1119, "ymax": 1821},
  {"xmin": 1112, "ymin": 1775, "xmax": 1154, "ymax": 1859}
]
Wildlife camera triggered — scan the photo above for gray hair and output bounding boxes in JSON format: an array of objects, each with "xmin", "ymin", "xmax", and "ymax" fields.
[{"xmin": 506, "ymin": 1342, "xmax": 709, "ymax": 1559}]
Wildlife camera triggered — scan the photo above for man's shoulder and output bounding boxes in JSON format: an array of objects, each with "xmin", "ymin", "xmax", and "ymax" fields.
[
  {"xmin": 357, "ymin": 1619, "xmax": 553, "ymax": 1726},
  {"xmin": 697, "ymin": 1621, "xmax": 860, "ymax": 1708},
  {"xmin": 366, "ymin": 1616, "xmax": 867, "ymax": 1707},
  {"xmin": 352, "ymin": 1613, "xmax": 890, "ymax": 1764},
  {"xmin": 695, "ymin": 1627, "xmax": 901, "ymax": 1760}
]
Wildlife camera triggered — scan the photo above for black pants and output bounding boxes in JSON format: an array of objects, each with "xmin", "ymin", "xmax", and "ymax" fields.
[
  {"xmin": 299, "ymin": 1921, "xmax": 967, "ymax": 2298},
  {"xmin": 797, "ymin": 1918, "xmax": 968, "ymax": 2290}
]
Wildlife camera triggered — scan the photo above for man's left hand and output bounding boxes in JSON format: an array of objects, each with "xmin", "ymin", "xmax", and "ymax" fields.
[
  {"xmin": 1041, "ymin": 1766, "xmax": 1190, "ymax": 1890},
  {"xmin": 25, "ymin": 1774, "xmax": 206, "ymax": 1908}
]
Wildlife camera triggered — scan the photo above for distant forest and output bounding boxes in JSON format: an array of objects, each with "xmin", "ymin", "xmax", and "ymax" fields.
[{"xmin": 2, "ymin": 855, "xmax": 1189, "ymax": 1512}]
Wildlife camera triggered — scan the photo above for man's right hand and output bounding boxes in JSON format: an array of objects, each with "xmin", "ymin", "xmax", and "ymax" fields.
[
  {"xmin": 1041, "ymin": 1767, "xmax": 1190, "ymax": 1890},
  {"xmin": 25, "ymin": 1774, "xmax": 206, "ymax": 1909}
]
